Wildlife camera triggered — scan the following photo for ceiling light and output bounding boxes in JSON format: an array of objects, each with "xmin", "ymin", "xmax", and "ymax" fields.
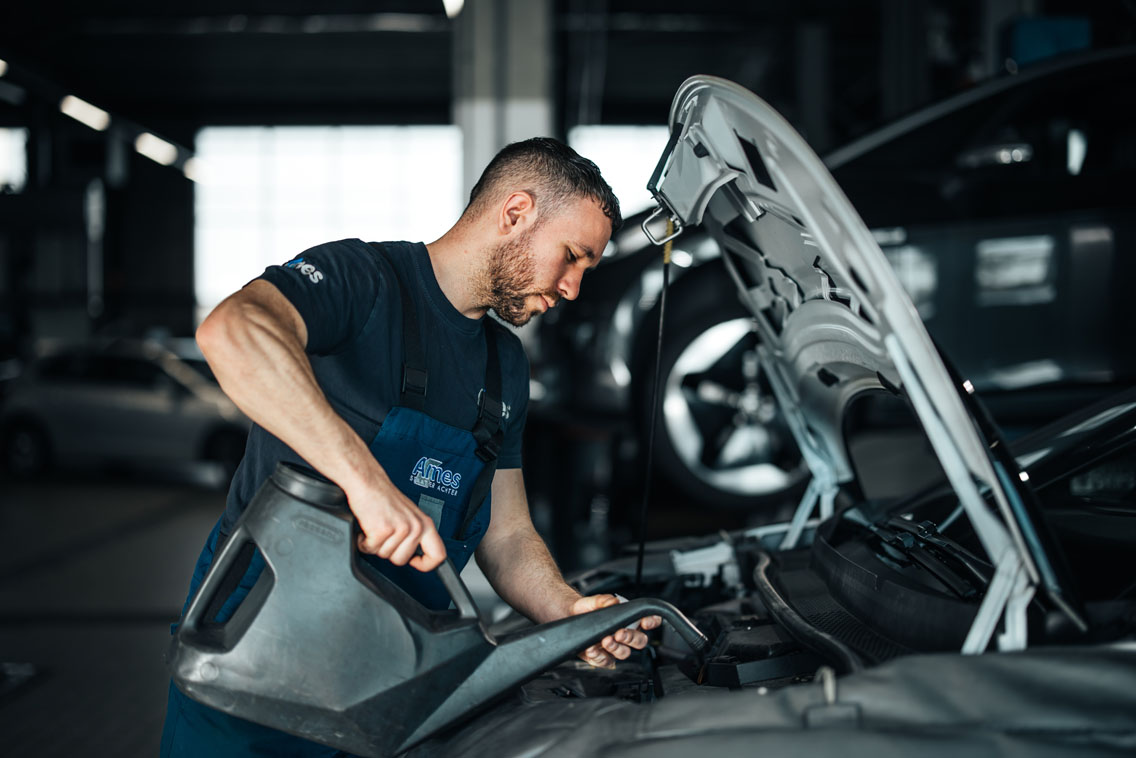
[
  {"xmin": 182, "ymin": 157, "xmax": 202, "ymax": 182},
  {"xmin": 442, "ymin": 0, "xmax": 464, "ymax": 19},
  {"xmin": 60, "ymin": 95, "xmax": 111, "ymax": 131},
  {"xmin": 135, "ymin": 132, "xmax": 179, "ymax": 166},
  {"xmin": 0, "ymin": 59, "xmax": 8, "ymax": 77}
]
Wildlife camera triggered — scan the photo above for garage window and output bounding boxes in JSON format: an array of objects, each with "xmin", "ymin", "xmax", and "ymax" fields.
[
  {"xmin": 0, "ymin": 127, "xmax": 26, "ymax": 193},
  {"xmin": 567, "ymin": 126, "xmax": 671, "ymax": 218},
  {"xmin": 194, "ymin": 126, "xmax": 462, "ymax": 323}
]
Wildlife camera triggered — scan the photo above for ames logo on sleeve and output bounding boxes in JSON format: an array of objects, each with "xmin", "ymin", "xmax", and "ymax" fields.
[{"xmin": 283, "ymin": 257, "xmax": 324, "ymax": 284}]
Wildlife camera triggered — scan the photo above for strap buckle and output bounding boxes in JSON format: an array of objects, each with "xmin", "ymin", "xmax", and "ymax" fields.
[
  {"xmin": 401, "ymin": 366, "xmax": 428, "ymax": 397},
  {"xmin": 475, "ymin": 436, "xmax": 502, "ymax": 463},
  {"xmin": 476, "ymin": 388, "xmax": 503, "ymax": 422}
]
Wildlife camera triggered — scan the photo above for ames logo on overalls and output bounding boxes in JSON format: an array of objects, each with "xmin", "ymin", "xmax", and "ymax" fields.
[{"xmin": 410, "ymin": 457, "xmax": 462, "ymax": 496}]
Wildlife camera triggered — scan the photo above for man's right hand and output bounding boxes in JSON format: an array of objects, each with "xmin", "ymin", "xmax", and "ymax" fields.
[{"xmin": 349, "ymin": 481, "xmax": 446, "ymax": 572}]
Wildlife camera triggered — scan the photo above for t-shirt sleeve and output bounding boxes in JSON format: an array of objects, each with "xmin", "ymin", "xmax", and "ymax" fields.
[
  {"xmin": 257, "ymin": 239, "xmax": 387, "ymax": 356},
  {"xmin": 496, "ymin": 330, "xmax": 530, "ymax": 470}
]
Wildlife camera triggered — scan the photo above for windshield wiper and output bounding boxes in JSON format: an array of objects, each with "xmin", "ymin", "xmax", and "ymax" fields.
[{"xmin": 864, "ymin": 518, "xmax": 993, "ymax": 599}]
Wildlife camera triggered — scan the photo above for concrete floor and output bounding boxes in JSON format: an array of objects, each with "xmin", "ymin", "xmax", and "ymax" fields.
[
  {"xmin": 0, "ymin": 470, "xmax": 220, "ymax": 757},
  {"xmin": 0, "ymin": 467, "xmax": 508, "ymax": 757}
]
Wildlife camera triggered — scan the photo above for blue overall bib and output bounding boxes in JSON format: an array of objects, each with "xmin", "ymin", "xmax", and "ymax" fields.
[{"xmin": 161, "ymin": 254, "xmax": 505, "ymax": 757}]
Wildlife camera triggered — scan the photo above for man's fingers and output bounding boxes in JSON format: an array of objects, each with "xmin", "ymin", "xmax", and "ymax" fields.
[
  {"xmin": 354, "ymin": 502, "xmax": 444, "ymax": 572},
  {"xmin": 568, "ymin": 595, "xmax": 659, "ymax": 666},
  {"xmin": 579, "ymin": 623, "xmax": 654, "ymax": 668},
  {"xmin": 388, "ymin": 536, "xmax": 419, "ymax": 567},
  {"xmin": 357, "ymin": 524, "xmax": 394, "ymax": 555},
  {"xmin": 570, "ymin": 593, "xmax": 620, "ymax": 615},
  {"xmin": 615, "ymin": 628, "xmax": 649, "ymax": 650},
  {"xmin": 595, "ymin": 594, "xmax": 620, "ymax": 610},
  {"xmin": 580, "ymin": 645, "xmax": 615, "ymax": 669},
  {"xmin": 387, "ymin": 519, "xmax": 426, "ymax": 566},
  {"xmin": 375, "ymin": 523, "xmax": 410, "ymax": 560},
  {"xmin": 587, "ymin": 627, "xmax": 651, "ymax": 664},
  {"xmin": 601, "ymin": 634, "xmax": 635, "ymax": 660},
  {"xmin": 410, "ymin": 523, "xmax": 446, "ymax": 572}
]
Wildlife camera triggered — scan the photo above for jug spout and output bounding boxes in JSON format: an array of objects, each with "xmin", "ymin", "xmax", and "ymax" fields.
[{"xmin": 399, "ymin": 598, "xmax": 708, "ymax": 752}]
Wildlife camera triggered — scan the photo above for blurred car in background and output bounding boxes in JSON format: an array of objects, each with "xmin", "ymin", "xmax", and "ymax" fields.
[
  {"xmin": 530, "ymin": 45, "xmax": 1136, "ymax": 515},
  {"xmin": 0, "ymin": 337, "xmax": 249, "ymax": 480}
]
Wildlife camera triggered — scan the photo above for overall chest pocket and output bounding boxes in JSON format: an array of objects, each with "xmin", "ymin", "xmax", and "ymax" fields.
[{"xmin": 365, "ymin": 406, "xmax": 495, "ymax": 609}]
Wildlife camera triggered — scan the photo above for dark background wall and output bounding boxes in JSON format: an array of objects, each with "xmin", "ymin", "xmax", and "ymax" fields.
[{"xmin": 1, "ymin": 1, "xmax": 1134, "ymax": 354}]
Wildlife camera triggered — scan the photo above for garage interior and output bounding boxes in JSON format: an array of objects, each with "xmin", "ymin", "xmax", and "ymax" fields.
[{"xmin": 1, "ymin": 2, "xmax": 1134, "ymax": 756}]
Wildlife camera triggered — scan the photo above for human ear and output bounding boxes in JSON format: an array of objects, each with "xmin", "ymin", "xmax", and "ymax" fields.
[{"xmin": 499, "ymin": 191, "xmax": 535, "ymax": 233}]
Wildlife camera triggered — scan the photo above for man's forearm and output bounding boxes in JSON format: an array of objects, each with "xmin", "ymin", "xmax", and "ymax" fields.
[
  {"xmin": 476, "ymin": 526, "xmax": 580, "ymax": 625},
  {"xmin": 475, "ymin": 470, "xmax": 659, "ymax": 666},
  {"xmin": 197, "ymin": 283, "xmax": 386, "ymax": 495},
  {"xmin": 197, "ymin": 279, "xmax": 445, "ymax": 570},
  {"xmin": 195, "ymin": 280, "xmax": 443, "ymax": 568}
]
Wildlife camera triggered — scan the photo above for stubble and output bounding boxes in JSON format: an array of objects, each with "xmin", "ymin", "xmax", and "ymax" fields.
[{"xmin": 477, "ymin": 228, "xmax": 545, "ymax": 326}]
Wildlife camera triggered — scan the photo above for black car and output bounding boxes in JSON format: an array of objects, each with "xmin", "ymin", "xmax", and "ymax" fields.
[{"xmin": 530, "ymin": 46, "xmax": 1136, "ymax": 517}]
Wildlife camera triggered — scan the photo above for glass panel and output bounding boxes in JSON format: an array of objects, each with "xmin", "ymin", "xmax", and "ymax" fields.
[
  {"xmin": 0, "ymin": 127, "xmax": 27, "ymax": 193},
  {"xmin": 193, "ymin": 126, "xmax": 463, "ymax": 322},
  {"xmin": 568, "ymin": 125, "xmax": 671, "ymax": 218}
]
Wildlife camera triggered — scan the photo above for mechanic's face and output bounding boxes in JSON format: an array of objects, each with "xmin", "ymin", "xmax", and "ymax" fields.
[{"xmin": 484, "ymin": 197, "xmax": 610, "ymax": 327}]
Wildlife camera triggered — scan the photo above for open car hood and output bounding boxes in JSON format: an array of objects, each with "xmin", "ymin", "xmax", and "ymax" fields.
[{"xmin": 645, "ymin": 75, "xmax": 1085, "ymax": 651}]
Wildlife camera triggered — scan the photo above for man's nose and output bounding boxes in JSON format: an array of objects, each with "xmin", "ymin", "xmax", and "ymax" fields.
[{"xmin": 558, "ymin": 271, "xmax": 583, "ymax": 301}]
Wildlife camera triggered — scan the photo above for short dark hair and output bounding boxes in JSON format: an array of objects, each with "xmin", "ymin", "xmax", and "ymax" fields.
[{"xmin": 465, "ymin": 137, "xmax": 622, "ymax": 234}]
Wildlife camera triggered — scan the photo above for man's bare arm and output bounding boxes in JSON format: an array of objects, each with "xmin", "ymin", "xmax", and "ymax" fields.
[
  {"xmin": 474, "ymin": 468, "xmax": 579, "ymax": 624},
  {"xmin": 196, "ymin": 279, "xmax": 445, "ymax": 571},
  {"xmin": 475, "ymin": 468, "xmax": 659, "ymax": 667}
]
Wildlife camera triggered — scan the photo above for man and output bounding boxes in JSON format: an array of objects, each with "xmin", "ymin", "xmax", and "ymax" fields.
[{"xmin": 161, "ymin": 138, "xmax": 660, "ymax": 757}]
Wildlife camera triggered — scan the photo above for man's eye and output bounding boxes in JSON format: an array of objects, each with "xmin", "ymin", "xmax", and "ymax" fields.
[{"xmin": 566, "ymin": 250, "xmax": 577, "ymax": 263}]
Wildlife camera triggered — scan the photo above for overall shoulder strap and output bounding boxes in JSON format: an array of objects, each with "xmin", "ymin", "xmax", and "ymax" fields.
[
  {"xmin": 459, "ymin": 320, "xmax": 507, "ymax": 539},
  {"xmin": 368, "ymin": 242, "xmax": 427, "ymax": 411},
  {"xmin": 473, "ymin": 322, "xmax": 503, "ymax": 452}
]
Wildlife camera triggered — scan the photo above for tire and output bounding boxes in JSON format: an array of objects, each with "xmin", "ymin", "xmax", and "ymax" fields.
[
  {"xmin": 633, "ymin": 262, "xmax": 808, "ymax": 513},
  {"xmin": 2, "ymin": 419, "xmax": 52, "ymax": 478}
]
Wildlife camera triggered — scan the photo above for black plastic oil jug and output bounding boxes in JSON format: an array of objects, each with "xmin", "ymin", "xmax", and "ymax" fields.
[{"xmin": 169, "ymin": 462, "xmax": 708, "ymax": 757}]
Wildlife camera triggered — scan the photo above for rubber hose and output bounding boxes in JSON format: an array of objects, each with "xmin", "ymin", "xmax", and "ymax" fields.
[{"xmin": 752, "ymin": 549, "xmax": 864, "ymax": 674}]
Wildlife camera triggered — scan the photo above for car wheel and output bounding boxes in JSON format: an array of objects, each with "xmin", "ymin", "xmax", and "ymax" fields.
[
  {"xmin": 635, "ymin": 266, "xmax": 808, "ymax": 513},
  {"xmin": 2, "ymin": 420, "xmax": 51, "ymax": 478}
]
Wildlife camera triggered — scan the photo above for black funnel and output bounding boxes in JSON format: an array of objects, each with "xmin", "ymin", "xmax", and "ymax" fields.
[{"xmin": 169, "ymin": 462, "xmax": 708, "ymax": 757}]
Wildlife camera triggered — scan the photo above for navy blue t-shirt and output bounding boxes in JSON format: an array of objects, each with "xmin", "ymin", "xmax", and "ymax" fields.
[{"xmin": 220, "ymin": 239, "xmax": 529, "ymax": 533}]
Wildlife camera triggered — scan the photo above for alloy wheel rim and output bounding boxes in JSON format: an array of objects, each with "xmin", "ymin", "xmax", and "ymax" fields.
[{"xmin": 661, "ymin": 318, "xmax": 803, "ymax": 497}]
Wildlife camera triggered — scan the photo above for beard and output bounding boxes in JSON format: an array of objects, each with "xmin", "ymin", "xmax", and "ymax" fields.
[{"xmin": 477, "ymin": 229, "xmax": 553, "ymax": 327}]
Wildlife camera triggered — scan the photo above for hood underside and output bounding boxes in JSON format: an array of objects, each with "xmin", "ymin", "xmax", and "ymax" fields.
[{"xmin": 645, "ymin": 75, "xmax": 1083, "ymax": 648}]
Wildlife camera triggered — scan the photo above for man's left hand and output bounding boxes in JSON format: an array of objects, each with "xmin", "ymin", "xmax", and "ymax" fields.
[{"xmin": 570, "ymin": 594, "xmax": 662, "ymax": 669}]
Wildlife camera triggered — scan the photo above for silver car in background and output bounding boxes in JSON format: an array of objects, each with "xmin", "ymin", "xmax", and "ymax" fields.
[{"xmin": 0, "ymin": 338, "xmax": 249, "ymax": 480}]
